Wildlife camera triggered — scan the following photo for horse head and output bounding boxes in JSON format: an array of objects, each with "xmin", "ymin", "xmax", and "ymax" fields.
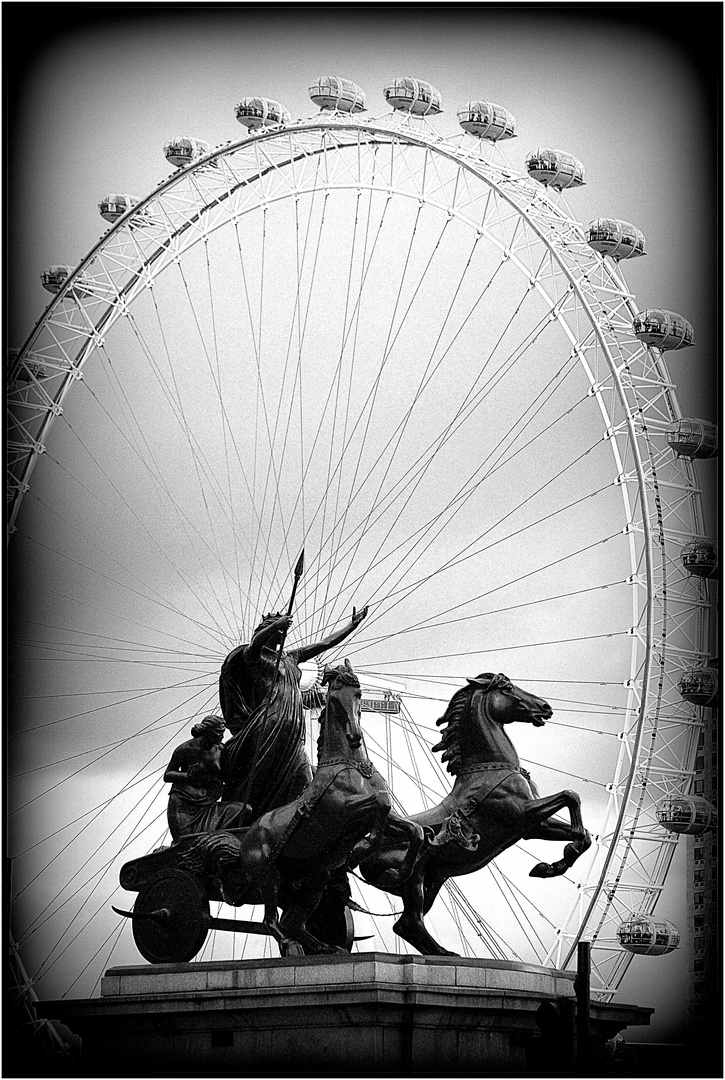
[
  {"xmin": 467, "ymin": 672, "xmax": 552, "ymax": 728},
  {"xmin": 320, "ymin": 659, "xmax": 364, "ymax": 753},
  {"xmin": 433, "ymin": 672, "xmax": 552, "ymax": 774}
]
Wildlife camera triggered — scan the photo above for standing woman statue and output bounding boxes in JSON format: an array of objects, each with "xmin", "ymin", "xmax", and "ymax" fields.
[
  {"xmin": 164, "ymin": 715, "xmax": 249, "ymax": 841},
  {"xmin": 219, "ymin": 606, "xmax": 368, "ymax": 819}
]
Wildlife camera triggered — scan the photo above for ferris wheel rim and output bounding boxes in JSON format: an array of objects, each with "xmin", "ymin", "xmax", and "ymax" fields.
[{"xmin": 8, "ymin": 112, "xmax": 708, "ymax": 999}]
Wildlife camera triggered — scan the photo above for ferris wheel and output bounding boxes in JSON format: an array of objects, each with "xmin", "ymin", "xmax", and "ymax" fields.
[{"xmin": 8, "ymin": 76, "xmax": 716, "ymax": 1014}]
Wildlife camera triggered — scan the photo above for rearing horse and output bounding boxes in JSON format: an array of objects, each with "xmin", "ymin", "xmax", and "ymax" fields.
[
  {"xmin": 230, "ymin": 660, "xmax": 425, "ymax": 955},
  {"xmin": 357, "ymin": 672, "xmax": 591, "ymax": 956}
]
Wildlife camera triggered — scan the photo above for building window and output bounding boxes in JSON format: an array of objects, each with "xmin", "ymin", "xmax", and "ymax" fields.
[
  {"xmin": 695, "ymin": 847, "xmax": 704, "ymax": 862},
  {"xmin": 694, "ymin": 936, "xmax": 705, "ymax": 950},
  {"xmin": 696, "ymin": 756, "xmax": 705, "ymax": 771},
  {"xmin": 694, "ymin": 915, "xmax": 705, "ymax": 930},
  {"xmin": 694, "ymin": 780, "xmax": 705, "ymax": 794},
  {"xmin": 694, "ymin": 891, "xmax": 705, "ymax": 907},
  {"xmin": 694, "ymin": 958, "xmax": 705, "ymax": 973},
  {"xmin": 694, "ymin": 870, "xmax": 705, "ymax": 885}
]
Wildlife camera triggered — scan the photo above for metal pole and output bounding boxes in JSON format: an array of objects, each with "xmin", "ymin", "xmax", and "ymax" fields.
[{"xmin": 576, "ymin": 940, "xmax": 591, "ymax": 1071}]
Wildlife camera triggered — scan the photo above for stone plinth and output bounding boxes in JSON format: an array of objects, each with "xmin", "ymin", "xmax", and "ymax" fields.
[{"xmin": 39, "ymin": 953, "xmax": 652, "ymax": 1077}]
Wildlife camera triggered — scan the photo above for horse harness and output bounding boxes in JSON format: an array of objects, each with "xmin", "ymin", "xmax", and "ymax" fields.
[{"xmin": 255, "ymin": 757, "xmax": 379, "ymax": 875}]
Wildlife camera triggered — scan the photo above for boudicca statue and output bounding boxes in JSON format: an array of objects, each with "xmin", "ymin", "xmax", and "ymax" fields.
[{"xmin": 218, "ymin": 603, "xmax": 368, "ymax": 818}]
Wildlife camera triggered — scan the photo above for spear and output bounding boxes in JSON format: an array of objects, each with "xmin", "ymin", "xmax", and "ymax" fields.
[
  {"xmin": 271, "ymin": 548, "xmax": 305, "ymax": 678},
  {"xmin": 237, "ymin": 549, "xmax": 305, "ymax": 819}
]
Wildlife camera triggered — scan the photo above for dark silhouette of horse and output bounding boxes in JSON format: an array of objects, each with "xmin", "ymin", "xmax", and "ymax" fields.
[
  {"xmin": 357, "ymin": 672, "xmax": 591, "ymax": 956},
  {"xmin": 213, "ymin": 659, "xmax": 425, "ymax": 955}
]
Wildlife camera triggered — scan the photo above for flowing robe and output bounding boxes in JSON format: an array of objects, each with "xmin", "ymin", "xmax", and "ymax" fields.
[
  {"xmin": 166, "ymin": 739, "xmax": 247, "ymax": 841},
  {"xmin": 219, "ymin": 646, "xmax": 313, "ymax": 816}
]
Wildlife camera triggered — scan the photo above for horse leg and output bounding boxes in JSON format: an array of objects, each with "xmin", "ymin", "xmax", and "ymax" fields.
[
  {"xmin": 279, "ymin": 869, "xmax": 348, "ymax": 955},
  {"xmin": 348, "ymin": 804, "xmax": 391, "ymax": 870},
  {"xmin": 393, "ymin": 866, "xmax": 458, "ymax": 957},
  {"xmin": 376, "ymin": 814, "xmax": 428, "ymax": 888},
  {"xmin": 255, "ymin": 873, "xmax": 305, "ymax": 957},
  {"xmin": 523, "ymin": 791, "xmax": 591, "ymax": 878}
]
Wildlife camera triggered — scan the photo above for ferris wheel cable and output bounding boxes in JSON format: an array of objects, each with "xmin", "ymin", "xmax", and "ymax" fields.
[
  {"xmin": 487, "ymin": 863, "xmax": 547, "ymax": 961},
  {"xmin": 14, "ymin": 610, "xmax": 221, "ymax": 661},
  {"xmin": 66, "ymin": 920, "xmax": 125, "ymax": 1000},
  {"xmin": 10, "ymin": 680, "xmax": 214, "ymax": 809},
  {"xmin": 9, "ymin": 670, "xmax": 215, "ymax": 738},
  {"xmin": 363, "ymin": 728, "xmax": 446, "ymax": 803},
  {"xmin": 247, "ymin": 192, "xmax": 326, "ymax": 616},
  {"xmin": 347, "ymin": 392, "xmax": 600, "ymax": 633},
  {"xmin": 315, "ymin": 194, "xmax": 368, "ymax": 635},
  {"xmin": 353, "ymin": 627, "xmax": 629, "ymax": 670},
  {"xmin": 16, "ymin": 515, "xmax": 228, "ymax": 653},
  {"xmin": 11, "ymin": 625, "xmax": 220, "ymax": 662},
  {"xmin": 171, "ymin": 262, "xmax": 252, "ymax": 640},
  {"xmin": 257, "ymin": 187, "xmax": 398, "ymax": 624},
  {"xmin": 340, "ymin": 500, "xmax": 618, "ymax": 661},
  {"xmin": 16, "ymin": 785, "xmax": 167, "ymax": 942},
  {"xmin": 11, "ymin": 707, "xmax": 220, "ymax": 778},
  {"xmin": 295, "ymin": 344, "xmax": 593, "ymax": 642},
  {"xmin": 142, "ymin": 284, "xmax": 280, "ymax": 624},
  {"xmin": 316, "ymin": 200, "xmax": 428, "ymax": 614},
  {"xmin": 88, "ymin": 340, "xmax": 243, "ymax": 641},
  {"xmin": 293, "ymin": 262, "xmax": 548, "ymax": 625},
  {"xmin": 12, "ymin": 764, "xmax": 178, "ymax": 860},
  {"xmin": 18, "ymin": 577, "xmax": 221, "ymax": 657},
  {"xmin": 39, "ymin": 819, "xmax": 169, "ymax": 993},
  {"xmin": 352, "ymin": 577, "xmax": 626, "ymax": 651},
  {"xmin": 137, "ymin": 293, "xmax": 272, "ymax": 611},
  {"xmin": 203, "ymin": 236, "xmax": 244, "ymax": 630},
  {"xmin": 312, "ymin": 201, "xmax": 451, "ymax": 634},
  {"xmin": 88, "ymin": 921, "xmax": 127, "ymax": 1000},
  {"xmin": 27, "ymin": 438, "xmax": 234, "ymax": 651},
  {"xmin": 316, "ymin": 225, "xmax": 496, "ymax": 628}
]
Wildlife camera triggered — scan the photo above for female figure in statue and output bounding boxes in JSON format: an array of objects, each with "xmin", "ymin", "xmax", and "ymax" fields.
[
  {"xmin": 219, "ymin": 607, "xmax": 368, "ymax": 819},
  {"xmin": 164, "ymin": 715, "xmax": 249, "ymax": 841}
]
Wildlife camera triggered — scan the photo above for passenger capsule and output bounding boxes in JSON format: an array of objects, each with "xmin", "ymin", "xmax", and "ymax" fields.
[
  {"xmin": 666, "ymin": 417, "xmax": 718, "ymax": 459},
  {"xmin": 680, "ymin": 538, "xmax": 718, "ymax": 578},
  {"xmin": 98, "ymin": 194, "xmax": 141, "ymax": 223},
  {"xmin": 525, "ymin": 148, "xmax": 585, "ymax": 190},
  {"xmin": 632, "ymin": 309, "xmax": 694, "ymax": 350},
  {"xmin": 308, "ymin": 77, "xmax": 366, "ymax": 113},
  {"xmin": 656, "ymin": 794, "xmax": 717, "ymax": 835},
  {"xmin": 163, "ymin": 137, "xmax": 214, "ymax": 169},
  {"xmin": 235, "ymin": 97, "xmax": 291, "ymax": 129},
  {"xmin": 384, "ymin": 77, "xmax": 442, "ymax": 116},
  {"xmin": 41, "ymin": 265, "xmax": 92, "ymax": 298},
  {"xmin": 457, "ymin": 101, "xmax": 516, "ymax": 141},
  {"xmin": 586, "ymin": 219, "xmax": 646, "ymax": 260},
  {"xmin": 617, "ymin": 916, "xmax": 680, "ymax": 955},
  {"xmin": 678, "ymin": 666, "xmax": 718, "ymax": 707}
]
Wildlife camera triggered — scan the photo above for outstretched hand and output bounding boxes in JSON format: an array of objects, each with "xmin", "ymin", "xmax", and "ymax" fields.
[{"xmin": 351, "ymin": 605, "xmax": 369, "ymax": 628}]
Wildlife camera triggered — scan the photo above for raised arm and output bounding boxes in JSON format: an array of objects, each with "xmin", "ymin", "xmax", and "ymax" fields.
[
  {"xmin": 244, "ymin": 615, "xmax": 292, "ymax": 663},
  {"xmin": 289, "ymin": 606, "xmax": 368, "ymax": 664}
]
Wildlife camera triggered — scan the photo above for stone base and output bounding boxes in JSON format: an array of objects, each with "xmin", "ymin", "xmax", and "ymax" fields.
[{"xmin": 39, "ymin": 953, "xmax": 652, "ymax": 1077}]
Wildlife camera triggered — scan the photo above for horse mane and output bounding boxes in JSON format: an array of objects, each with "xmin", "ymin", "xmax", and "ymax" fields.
[{"xmin": 431, "ymin": 684, "xmax": 474, "ymax": 775}]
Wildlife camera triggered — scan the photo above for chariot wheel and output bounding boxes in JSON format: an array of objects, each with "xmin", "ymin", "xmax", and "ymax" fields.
[
  {"xmin": 130, "ymin": 869, "xmax": 209, "ymax": 965},
  {"xmin": 8, "ymin": 84, "xmax": 713, "ymax": 1006}
]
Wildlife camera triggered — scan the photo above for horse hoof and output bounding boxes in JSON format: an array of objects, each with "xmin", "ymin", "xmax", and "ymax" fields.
[{"xmin": 529, "ymin": 862, "xmax": 555, "ymax": 878}]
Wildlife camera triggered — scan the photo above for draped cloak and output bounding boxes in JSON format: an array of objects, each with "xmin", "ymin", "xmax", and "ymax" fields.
[{"xmin": 219, "ymin": 646, "xmax": 313, "ymax": 816}]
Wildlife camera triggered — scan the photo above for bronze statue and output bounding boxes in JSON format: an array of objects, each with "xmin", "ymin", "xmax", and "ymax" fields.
[
  {"xmin": 176, "ymin": 661, "xmax": 425, "ymax": 956},
  {"xmin": 357, "ymin": 672, "xmax": 591, "ymax": 955},
  {"xmin": 163, "ymin": 715, "xmax": 249, "ymax": 841},
  {"xmin": 218, "ymin": 606, "xmax": 368, "ymax": 818}
]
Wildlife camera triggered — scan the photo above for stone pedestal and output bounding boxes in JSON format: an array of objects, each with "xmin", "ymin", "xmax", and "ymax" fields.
[{"xmin": 39, "ymin": 953, "xmax": 652, "ymax": 1077}]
